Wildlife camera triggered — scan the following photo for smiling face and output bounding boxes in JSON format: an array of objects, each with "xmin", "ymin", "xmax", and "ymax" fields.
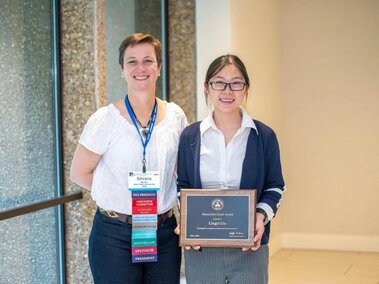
[
  {"xmin": 205, "ymin": 63, "xmax": 248, "ymax": 114},
  {"xmin": 121, "ymin": 42, "xmax": 161, "ymax": 93}
]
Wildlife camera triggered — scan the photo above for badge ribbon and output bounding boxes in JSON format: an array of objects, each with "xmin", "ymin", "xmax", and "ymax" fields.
[{"xmin": 129, "ymin": 172, "xmax": 160, "ymax": 263}]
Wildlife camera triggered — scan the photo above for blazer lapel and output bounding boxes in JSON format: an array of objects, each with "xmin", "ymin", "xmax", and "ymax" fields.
[
  {"xmin": 189, "ymin": 125, "xmax": 202, "ymax": 188},
  {"xmin": 240, "ymin": 128, "xmax": 262, "ymax": 189}
]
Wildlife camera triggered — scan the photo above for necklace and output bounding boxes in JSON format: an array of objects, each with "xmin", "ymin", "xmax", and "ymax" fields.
[
  {"xmin": 126, "ymin": 96, "xmax": 157, "ymax": 138},
  {"xmin": 136, "ymin": 117, "xmax": 151, "ymax": 138}
]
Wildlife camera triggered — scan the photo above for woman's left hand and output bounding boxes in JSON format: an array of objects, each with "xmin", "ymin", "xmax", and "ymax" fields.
[
  {"xmin": 174, "ymin": 225, "xmax": 201, "ymax": 250},
  {"xmin": 242, "ymin": 212, "xmax": 265, "ymax": 251},
  {"xmin": 174, "ymin": 225, "xmax": 180, "ymax": 235}
]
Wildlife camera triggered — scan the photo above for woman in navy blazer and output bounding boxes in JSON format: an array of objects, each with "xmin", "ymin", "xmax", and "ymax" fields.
[{"xmin": 177, "ymin": 54, "xmax": 285, "ymax": 284}]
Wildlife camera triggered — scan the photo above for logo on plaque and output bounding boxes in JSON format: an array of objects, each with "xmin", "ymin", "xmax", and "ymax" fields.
[{"xmin": 211, "ymin": 198, "xmax": 224, "ymax": 211}]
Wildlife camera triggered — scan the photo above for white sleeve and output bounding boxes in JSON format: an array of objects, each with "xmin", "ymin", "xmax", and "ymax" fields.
[
  {"xmin": 79, "ymin": 107, "xmax": 115, "ymax": 155},
  {"xmin": 169, "ymin": 101, "xmax": 188, "ymax": 131}
]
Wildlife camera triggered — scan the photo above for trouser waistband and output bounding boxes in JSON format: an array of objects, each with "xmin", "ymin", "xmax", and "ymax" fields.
[{"xmin": 98, "ymin": 207, "xmax": 174, "ymax": 224}]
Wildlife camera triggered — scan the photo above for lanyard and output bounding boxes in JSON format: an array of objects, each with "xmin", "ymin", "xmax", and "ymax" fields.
[{"xmin": 124, "ymin": 95, "xmax": 158, "ymax": 173}]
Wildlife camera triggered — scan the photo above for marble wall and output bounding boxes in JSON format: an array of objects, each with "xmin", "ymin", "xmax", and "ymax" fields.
[{"xmin": 61, "ymin": 0, "xmax": 196, "ymax": 282}]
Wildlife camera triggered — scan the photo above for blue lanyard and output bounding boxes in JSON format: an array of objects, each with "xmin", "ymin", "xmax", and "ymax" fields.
[{"xmin": 124, "ymin": 96, "xmax": 158, "ymax": 173}]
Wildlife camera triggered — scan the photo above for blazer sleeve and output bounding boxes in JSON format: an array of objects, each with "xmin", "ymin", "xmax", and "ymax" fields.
[
  {"xmin": 177, "ymin": 128, "xmax": 192, "ymax": 193},
  {"xmin": 257, "ymin": 128, "xmax": 286, "ymax": 220}
]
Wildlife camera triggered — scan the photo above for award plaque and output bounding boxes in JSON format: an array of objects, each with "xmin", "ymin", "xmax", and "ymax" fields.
[{"xmin": 180, "ymin": 189, "xmax": 257, "ymax": 247}]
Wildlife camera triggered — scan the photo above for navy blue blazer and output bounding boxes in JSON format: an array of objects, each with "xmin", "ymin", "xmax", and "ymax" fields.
[{"xmin": 177, "ymin": 120, "xmax": 285, "ymax": 245}]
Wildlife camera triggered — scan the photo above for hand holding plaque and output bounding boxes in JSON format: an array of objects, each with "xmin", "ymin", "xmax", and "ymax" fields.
[{"xmin": 179, "ymin": 189, "xmax": 257, "ymax": 247}]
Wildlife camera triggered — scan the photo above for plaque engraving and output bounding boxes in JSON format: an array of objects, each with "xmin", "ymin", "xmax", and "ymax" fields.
[{"xmin": 180, "ymin": 189, "xmax": 257, "ymax": 247}]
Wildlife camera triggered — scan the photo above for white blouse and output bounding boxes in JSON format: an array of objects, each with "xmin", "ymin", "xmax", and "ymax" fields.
[
  {"xmin": 199, "ymin": 109, "xmax": 257, "ymax": 189},
  {"xmin": 79, "ymin": 102, "xmax": 187, "ymax": 214}
]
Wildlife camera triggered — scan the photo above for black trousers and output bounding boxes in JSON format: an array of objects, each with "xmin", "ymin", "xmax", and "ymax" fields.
[{"xmin": 89, "ymin": 209, "xmax": 181, "ymax": 284}]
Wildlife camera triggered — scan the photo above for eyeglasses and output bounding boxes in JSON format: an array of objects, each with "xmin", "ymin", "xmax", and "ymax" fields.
[{"xmin": 209, "ymin": 81, "xmax": 246, "ymax": 91}]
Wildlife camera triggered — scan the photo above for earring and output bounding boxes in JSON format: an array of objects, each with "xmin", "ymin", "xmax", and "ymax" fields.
[{"xmin": 121, "ymin": 74, "xmax": 124, "ymax": 78}]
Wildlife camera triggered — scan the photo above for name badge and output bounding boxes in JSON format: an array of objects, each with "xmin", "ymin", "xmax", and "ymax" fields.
[{"xmin": 128, "ymin": 171, "xmax": 160, "ymax": 191}]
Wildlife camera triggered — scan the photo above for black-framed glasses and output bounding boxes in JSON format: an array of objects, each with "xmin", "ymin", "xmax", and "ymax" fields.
[{"xmin": 209, "ymin": 81, "xmax": 246, "ymax": 91}]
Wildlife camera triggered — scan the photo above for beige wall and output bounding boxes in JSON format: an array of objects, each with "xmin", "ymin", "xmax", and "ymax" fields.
[
  {"xmin": 229, "ymin": 0, "xmax": 283, "ymax": 255},
  {"xmin": 196, "ymin": 0, "xmax": 230, "ymax": 120},
  {"xmin": 231, "ymin": 0, "xmax": 281, "ymax": 129},
  {"xmin": 230, "ymin": 0, "xmax": 379, "ymax": 252},
  {"xmin": 278, "ymin": 0, "xmax": 379, "ymax": 251}
]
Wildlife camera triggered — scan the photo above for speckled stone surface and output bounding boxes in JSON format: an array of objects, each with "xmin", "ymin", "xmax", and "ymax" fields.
[
  {"xmin": 0, "ymin": 0, "xmax": 58, "ymax": 282},
  {"xmin": 61, "ymin": 0, "xmax": 104, "ymax": 283},
  {"xmin": 168, "ymin": 0, "xmax": 197, "ymax": 123},
  {"xmin": 95, "ymin": 0, "xmax": 107, "ymax": 109}
]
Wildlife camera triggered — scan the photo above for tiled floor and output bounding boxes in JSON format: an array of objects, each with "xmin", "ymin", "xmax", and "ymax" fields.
[
  {"xmin": 181, "ymin": 249, "xmax": 379, "ymax": 283},
  {"xmin": 269, "ymin": 249, "xmax": 379, "ymax": 284}
]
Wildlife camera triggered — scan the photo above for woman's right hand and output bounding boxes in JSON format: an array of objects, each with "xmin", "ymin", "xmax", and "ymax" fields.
[{"xmin": 174, "ymin": 225, "xmax": 201, "ymax": 250}]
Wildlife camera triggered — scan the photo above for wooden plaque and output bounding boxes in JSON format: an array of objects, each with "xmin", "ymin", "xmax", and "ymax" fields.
[{"xmin": 180, "ymin": 189, "xmax": 257, "ymax": 247}]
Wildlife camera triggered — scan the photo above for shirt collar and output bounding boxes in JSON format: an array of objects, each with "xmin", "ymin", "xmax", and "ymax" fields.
[
  {"xmin": 200, "ymin": 108, "xmax": 258, "ymax": 136},
  {"xmin": 241, "ymin": 109, "xmax": 258, "ymax": 134}
]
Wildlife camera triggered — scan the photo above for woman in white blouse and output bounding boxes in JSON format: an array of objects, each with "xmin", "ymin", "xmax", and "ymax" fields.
[
  {"xmin": 71, "ymin": 33, "xmax": 187, "ymax": 284},
  {"xmin": 177, "ymin": 54, "xmax": 285, "ymax": 283}
]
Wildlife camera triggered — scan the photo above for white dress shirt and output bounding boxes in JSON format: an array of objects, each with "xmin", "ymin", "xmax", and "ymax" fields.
[
  {"xmin": 199, "ymin": 109, "xmax": 257, "ymax": 189},
  {"xmin": 79, "ymin": 102, "xmax": 187, "ymax": 214}
]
